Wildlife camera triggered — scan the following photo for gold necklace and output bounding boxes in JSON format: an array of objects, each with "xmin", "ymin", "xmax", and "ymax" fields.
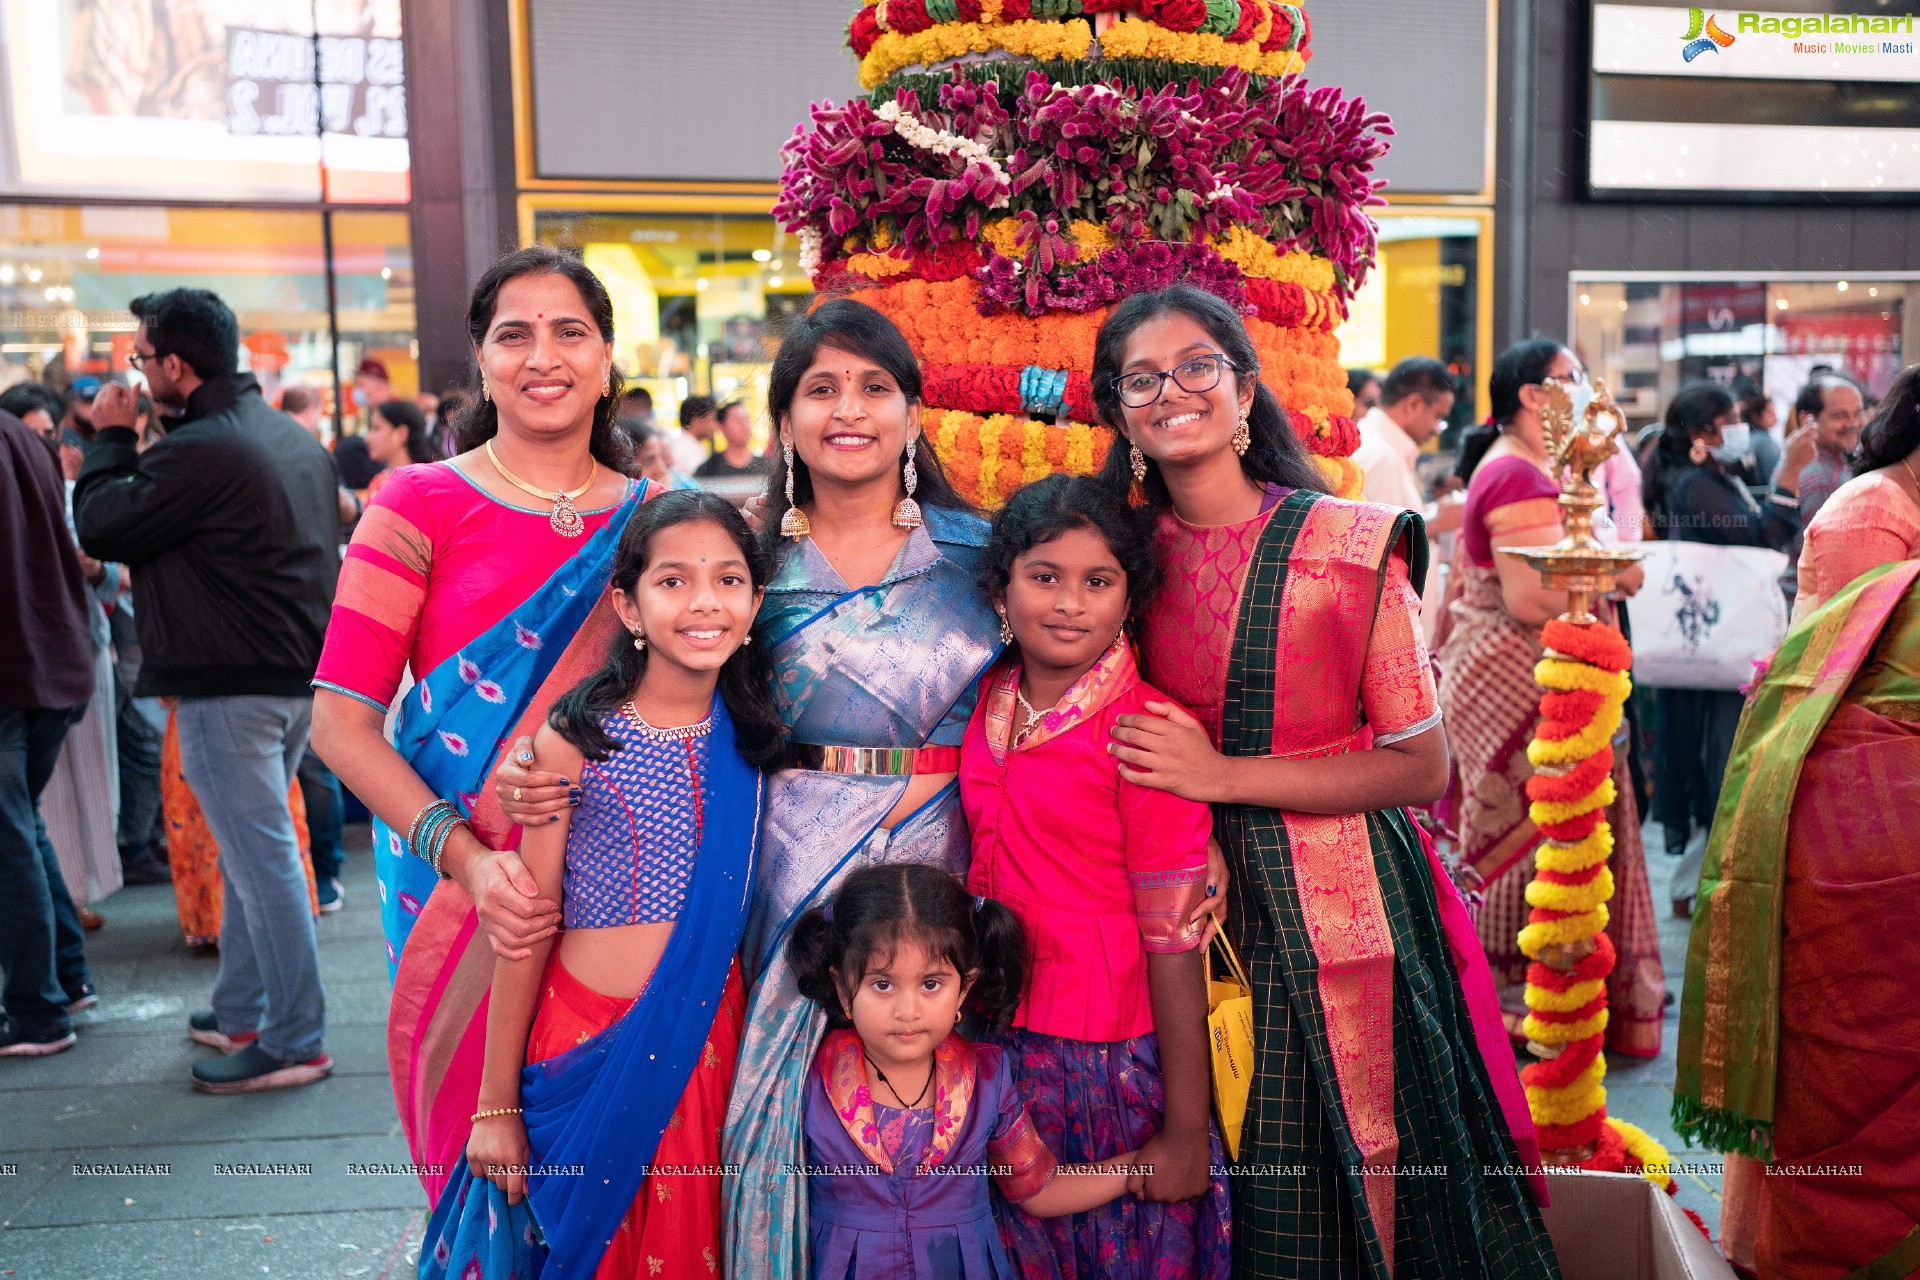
[
  {"xmin": 484, "ymin": 439, "xmax": 596, "ymax": 538},
  {"xmin": 1012, "ymin": 687, "xmax": 1049, "ymax": 744}
]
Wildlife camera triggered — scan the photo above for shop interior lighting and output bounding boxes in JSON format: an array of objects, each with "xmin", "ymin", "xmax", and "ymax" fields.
[
  {"xmin": 1837, "ymin": 281, "xmax": 1849, "ymax": 292},
  {"xmin": 1776, "ymin": 298, "xmax": 1789, "ymax": 310},
  {"xmin": 768, "ymin": 275, "xmax": 784, "ymax": 288},
  {"xmin": 1617, "ymin": 300, "xmax": 1629, "ymax": 311},
  {"xmin": 695, "ymin": 277, "xmax": 710, "ymax": 291},
  {"xmin": 381, "ymin": 266, "xmax": 392, "ymax": 280},
  {"xmin": 25, "ymin": 266, "xmax": 41, "ymax": 282},
  {"xmin": 751, "ymin": 249, "xmax": 771, "ymax": 262},
  {"xmin": 85, "ymin": 246, "xmax": 99, "ymax": 260},
  {"xmin": 771, "ymin": 259, "xmax": 783, "ymax": 271},
  {"xmin": 1870, "ymin": 287, "xmax": 1880, "ymax": 298},
  {"xmin": 1579, "ymin": 293, "xmax": 1591, "ymax": 306},
  {"xmin": 0, "ymin": 265, "xmax": 13, "ymax": 283}
]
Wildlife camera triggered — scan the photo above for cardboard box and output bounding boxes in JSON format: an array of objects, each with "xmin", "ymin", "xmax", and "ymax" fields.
[{"xmin": 1541, "ymin": 1169, "xmax": 1735, "ymax": 1280}]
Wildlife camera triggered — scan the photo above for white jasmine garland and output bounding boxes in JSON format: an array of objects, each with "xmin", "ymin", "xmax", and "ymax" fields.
[
  {"xmin": 874, "ymin": 100, "xmax": 1012, "ymax": 206},
  {"xmin": 798, "ymin": 228, "xmax": 824, "ymax": 279}
]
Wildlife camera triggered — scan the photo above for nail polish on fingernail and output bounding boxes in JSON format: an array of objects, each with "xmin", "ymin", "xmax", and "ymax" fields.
[
  {"xmin": 1207, "ymin": 884, "xmax": 1218, "ymax": 896},
  {"xmin": 550, "ymin": 814, "xmax": 561, "ymax": 823},
  {"xmin": 569, "ymin": 795, "xmax": 581, "ymax": 806}
]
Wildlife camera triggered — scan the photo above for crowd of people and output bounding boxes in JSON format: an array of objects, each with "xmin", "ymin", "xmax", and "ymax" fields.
[{"xmin": 2, "ymin": 248, "xmax": 1918, "ymax": 1279}]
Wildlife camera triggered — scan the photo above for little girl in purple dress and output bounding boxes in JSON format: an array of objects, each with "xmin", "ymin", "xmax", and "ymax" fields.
[{"xmin": 786, "ymin": 863, "xmax": 1137, "ymax": 1279}]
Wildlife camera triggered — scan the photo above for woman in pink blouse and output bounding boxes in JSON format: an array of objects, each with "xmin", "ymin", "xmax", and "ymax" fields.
[{"xmin": 1793, "ymin": 364, "xmax": 1920, "ymax": 624}]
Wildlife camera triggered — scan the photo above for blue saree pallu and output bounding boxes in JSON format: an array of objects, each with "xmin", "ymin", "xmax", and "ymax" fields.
[
  {"xmin": 420, "ymin": 696, "xmax": 762, "ymax": 1279},
  {"xmin": 723, "ymin": 509, "xmax": 1002, "ymax": 1280}
]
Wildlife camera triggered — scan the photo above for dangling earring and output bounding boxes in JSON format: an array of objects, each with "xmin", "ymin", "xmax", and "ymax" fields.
[
  {"xmin": 601, "ymin": 369, "xmax": 611, "ymax": 398},
  {"xmin": 480, "ymin": 374, "xmax": 490, "ymax": 403},
  {"xmin": 1689, "ymin": 437, "xmax": 1709, "ymax": 465},
  {"xmin": 1232, "ymin": 407, "xmax": 1251, "ymax": 458},
  {"xmin": 997, "ymin": 608, "xmax": 1013, "ymax": 646},
  {"xmin": 892, "ymin": 438, "xmax": 924, "ymax": 530},
  {"xmin": 779, "ymin": 437, "xmax": 811, "ymax": 541},
  {"xmin": 631, "ymin": 630, "xmax": 646, "ymax": 652},
  {"xmin": 1129, "ymin": 442, "xmax": 1147, "ymax": 484}
]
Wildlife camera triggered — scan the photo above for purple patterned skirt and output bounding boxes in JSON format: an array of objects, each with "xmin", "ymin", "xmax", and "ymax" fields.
[{"xmin": 986, "ymin": 1027, "xmax": 1232, "ymax": 1280}]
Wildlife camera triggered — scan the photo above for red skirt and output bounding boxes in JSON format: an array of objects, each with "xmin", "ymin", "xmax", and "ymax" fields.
[{"xmin": 527, "ymin": 953, "xmax": 744, "ymax": 1279}]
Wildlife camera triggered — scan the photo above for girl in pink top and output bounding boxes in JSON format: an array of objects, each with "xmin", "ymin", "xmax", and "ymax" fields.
[{"xmin": 961, "ymin": 475, "xmax": 1230, "ymax": 1280}]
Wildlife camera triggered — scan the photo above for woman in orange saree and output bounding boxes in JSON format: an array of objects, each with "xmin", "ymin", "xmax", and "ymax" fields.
[
  {"xmin": 1434, "ymin": 338, "xmax": 1664, "ymax": 1059},
  {"xmin": 1674, "ymin": 560, "xmax": 1920, "ymax": 1280}
]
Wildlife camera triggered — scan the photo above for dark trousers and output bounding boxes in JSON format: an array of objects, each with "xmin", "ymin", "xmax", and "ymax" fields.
[
  {"xmin": 1651, "ymin": 686, "xmax": 1746, "ymax": 849},
  {"xmin": 0, "ymin": 703, "xmax": 89, "ymax": 1036},
  {"xmin": 115, "ymin": 674, "xmax": 164, "ymax": 855},
  {"xmin": 296, "ymin": 747, "xmax": 343, "ymax": 884}
]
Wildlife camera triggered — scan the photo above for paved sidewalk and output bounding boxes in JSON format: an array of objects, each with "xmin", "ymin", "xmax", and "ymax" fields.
[{"xmin": 0, "ymin": 826, "xmax": 428, "ymax": 1279}]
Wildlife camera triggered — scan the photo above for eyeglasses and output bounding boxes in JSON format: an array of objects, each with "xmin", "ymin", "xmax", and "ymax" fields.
[
  {"xmin": 126, "ymin": 350, "xmax": 157, "ymax": 370},
  {"xmin": 1112, "ymin": 353, "xmax": 1238, "ymax": 408},
  {"xmin": 1541, "ymin": 370, "xmax": 1589, "ymax": 389}
]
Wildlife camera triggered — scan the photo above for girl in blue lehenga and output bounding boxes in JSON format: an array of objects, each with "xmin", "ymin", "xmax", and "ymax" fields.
[{"xmin": 502, "ymin": 299, "xmax": 997, "ymax": 1278}]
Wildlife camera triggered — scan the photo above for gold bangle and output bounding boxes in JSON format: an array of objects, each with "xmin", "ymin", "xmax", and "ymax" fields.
[{"xmin": 471, "ymin": 1106, "xmax": 522, "ymax": 1123}]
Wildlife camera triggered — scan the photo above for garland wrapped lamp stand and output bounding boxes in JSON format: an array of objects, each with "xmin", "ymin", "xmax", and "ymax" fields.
[
  {"xmin": 1501, "ymin": 381, "xmax": 1679, "ymax": 1196},
  {"xmin": 778, "ymin": 0, "xmax": 1393, "ymax": 505}
]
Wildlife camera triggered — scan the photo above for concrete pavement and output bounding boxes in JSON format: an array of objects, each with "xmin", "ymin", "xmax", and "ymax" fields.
[{"xmin": 0, "ymin": 827, "xmax": 427, "ymax": 1279}]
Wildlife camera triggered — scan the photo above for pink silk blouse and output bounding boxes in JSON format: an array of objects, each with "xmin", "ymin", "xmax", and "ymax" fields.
[
  {"xmin": 1793, "ymin": 470, "xmax": 1920, "ymax": 624},
  {"xmin": 313, "ymin": 462, "xmax": 634, "ymax": 710},
  {"xmin": 962, "ymin": 639, "xmax": 1211, "ymax": 1044},
  {"xmin": 1144, "ymin": 498, "xmax": 1441, "ymax": 756}
]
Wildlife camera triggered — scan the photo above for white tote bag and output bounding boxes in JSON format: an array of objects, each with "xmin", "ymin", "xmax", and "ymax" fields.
[{"xmin": 1626, "ymin": 542, "xmax": 1790, "ymax": 690}]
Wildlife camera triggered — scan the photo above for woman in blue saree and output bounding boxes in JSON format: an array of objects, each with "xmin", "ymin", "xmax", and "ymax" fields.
[
  {"xmin": 313, "ymin": 249, "xmax": 757, "ymax": 1276},
  {"xmin": 500, "ymin": 299, "xmax": 996, "ymax": 1279}
]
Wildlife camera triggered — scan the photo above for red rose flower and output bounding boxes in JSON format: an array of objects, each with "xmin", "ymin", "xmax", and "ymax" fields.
[
  {"xmin": 955, "ymin": 0, "xmax": 984, "ymax": 17},
  {"xmin": 848, "ymin": 5, "xmax": 883, "ymax": 55},
  {"xmin": 1229, "ymin": 0, "xmax": 1265, "ymax": 42},
  {"xmin": 885, "ymin": 0, "xmax": 935, "ymax": 36},
  {"xmin": 1000, "ymin": 0, "xmax": 1033, "ymax": 19},
  {"xmin": 1144, "ymin": 0, "xmax": 1208, "ymax": 33},
  {"xmin": 1260, "ymin": 3, "xmax": 1292, "ymax": 49}
]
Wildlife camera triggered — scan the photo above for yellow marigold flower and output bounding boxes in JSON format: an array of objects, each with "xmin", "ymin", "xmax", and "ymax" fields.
[
  {"xmin": 1608, "ymin": 1118, "xmax": 1674, "ymax": 1191},
  {"xmin": 981, "ymin": 218, "xmax": 1023, "ymax": 261},
  {"xmin": 1525, "ymin": 866, "xmax": 1614, "ymax": 914},
  {"xmin": 1525, "ymin": 1079, "xmax": 1608, "ymax": 1126},
  {"xmin": 1534, "ymin": 827, "xmax": 1614, "ymax": 873},
  {"xmin": 847, "ymin": 253, "xmax": 913, "ymax": 280},
  {"xmin": 1527, "ymin": 704, "xmax": 1625, "ymax": 766},
  {"xmin": 1517, "ymin": 905, "xmax": 1610, "ymax": 958},
  {"xmin": 1527, "ymin": 775, "xmax": 1617, "ymax": 828},
  {"xmin": 1524, "ymin": 977, "xmax": 1608, "ymax": 1013},
  {"xmin": 1021, "ymin": 419, "xmax": 1050, "ymax": 484},
  {"xmin": 1521, "ymin": 1005, "xmax": 1609, "ymax": 1045},
  {"xmin": 1534, "ymin": 658, "xmax": 1633, "ymax": 699},
  {"xmin": 936, "ymin": 409, "xmax": 964, "ymax": 460},
  {"xmin": 977, "ymin": 413, "xmax": 1008, "ymax": 507},
  {"xmin": 1069, "ymin": 219, "xmax": 1111, "ymax": 260}
]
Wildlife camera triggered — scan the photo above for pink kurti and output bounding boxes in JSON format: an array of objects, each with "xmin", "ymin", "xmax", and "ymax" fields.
[
  {"xmin": 962, "ymin": 639, "xmax": 1210, "ymax": 1043},
  {"xmin": 314, "ymin": 462, "xmax": 635, "ymax": 709}
]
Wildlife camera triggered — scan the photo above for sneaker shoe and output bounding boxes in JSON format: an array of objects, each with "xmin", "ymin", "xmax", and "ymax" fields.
[
  {"xmin": 187, "ymin": 1010, "xmax": 258, "ymax": 1055},
  {"xmin": 65, "ymin": 981, "xmax": 99, "ymax": 1014},
  {"xmin": 191, "ymin": 1042, "xmax": 332, "ymax": 1094},
  {"xmin": 0, "ymin": 1020, "xmax": 77, "ymax": 1057},
  {"xmin": 316, "ymin": 877, "xmax": 344, "ymax": 915}
]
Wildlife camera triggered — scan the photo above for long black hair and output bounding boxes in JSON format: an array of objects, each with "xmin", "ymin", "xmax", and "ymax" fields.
[
  {"xmin": 1090, "ymin": 285, "xmax": 1325, "ymax": 508},
  {"xmin": 1642, "ymin": 380, "xmax": 1736, "ymax": 534},
  {"xmin": 374, "ymin": 399, "xmax": 440, "ymax": 465},
  {"xmin": 761, "ymin": 299, "xmax": 972, "ymax": 555},
  {"xmin": 986, "ymin": 474, "xmax": 1161, "ymax": 636},
  {"xmin": 452, "ymin": 246, "xmax": 632, "ymax": 473},
  {"xmin": 546, "ymin": 490, "xmax": 785, "ymax": 771},
  {"xmin": 1855, "ymin": 363, "xmax": 1920, "ymax": 473},
  {"xmin": 787, "ymin": 864, "xmax": 1029, "ymax": 1033},
  {"xmin": 1457, "ymin": 336, "xmax": 1564, "ymax": 484}
]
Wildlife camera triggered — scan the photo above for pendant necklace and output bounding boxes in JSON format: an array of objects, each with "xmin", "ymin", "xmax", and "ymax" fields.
[
  {"xmin": 1013, "ymin": 686, "xmax": 1049, "ymax": 745},
  {"xmin": 865, "ymin": 1051, "xmax": 934, "ymax": 1109},
  {"xmin": 485, "ymin": 439, "xmax": 596, "ymax": 538}
]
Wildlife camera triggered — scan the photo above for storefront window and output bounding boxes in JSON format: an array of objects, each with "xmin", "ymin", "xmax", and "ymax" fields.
[
  {"xmin": 1334, "ymin": 214, "xmax": 1482, "ymax": 432},
  {"xmin": 533, "ymin": 210, "xmax": 814, "ymax": 437},
  {"xmin": 1571, "ymin": 276, "xmax": 1918, "ymax": 428},
  {"xmin": 0, "ymin": 203, "xmax": 413, "ymax": 436}
]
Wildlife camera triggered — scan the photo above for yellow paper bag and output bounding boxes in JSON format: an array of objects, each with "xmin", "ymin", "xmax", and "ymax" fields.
[{"xmin": 1207, "ymin": 933, "xmax": 1255, "ymax": 1163}]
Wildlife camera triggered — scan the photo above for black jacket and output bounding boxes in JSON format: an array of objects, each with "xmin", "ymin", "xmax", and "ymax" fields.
[{"xmin": 74, "ymin": 374, "xmax": 340, "ymax": 698}]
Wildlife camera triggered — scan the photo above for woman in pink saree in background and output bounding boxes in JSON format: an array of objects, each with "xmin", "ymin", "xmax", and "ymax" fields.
[{"xmin": 1435, "ymin": 338, "xmax": 1664, "ymax": 1059}]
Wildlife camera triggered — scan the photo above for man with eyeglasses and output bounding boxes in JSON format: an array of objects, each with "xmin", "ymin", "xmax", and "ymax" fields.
[
  {"xmin": 73, "ymin": 288, "xmax": 341, "ymax": 1095},
  {"xmin": 1777, "ymin": 371, "xmax": 1866, "ymax": 601}
]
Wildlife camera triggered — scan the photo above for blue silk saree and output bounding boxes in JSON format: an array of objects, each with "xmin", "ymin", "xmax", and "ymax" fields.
[{"xmin": 722, "ymin": 507, "xmax": 1001, "ymax": 1280}]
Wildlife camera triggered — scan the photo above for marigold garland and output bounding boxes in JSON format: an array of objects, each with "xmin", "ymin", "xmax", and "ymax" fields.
[{"xmin": 1514, "ymin": 619, "xmax": 1674, "ymax": 1192}]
